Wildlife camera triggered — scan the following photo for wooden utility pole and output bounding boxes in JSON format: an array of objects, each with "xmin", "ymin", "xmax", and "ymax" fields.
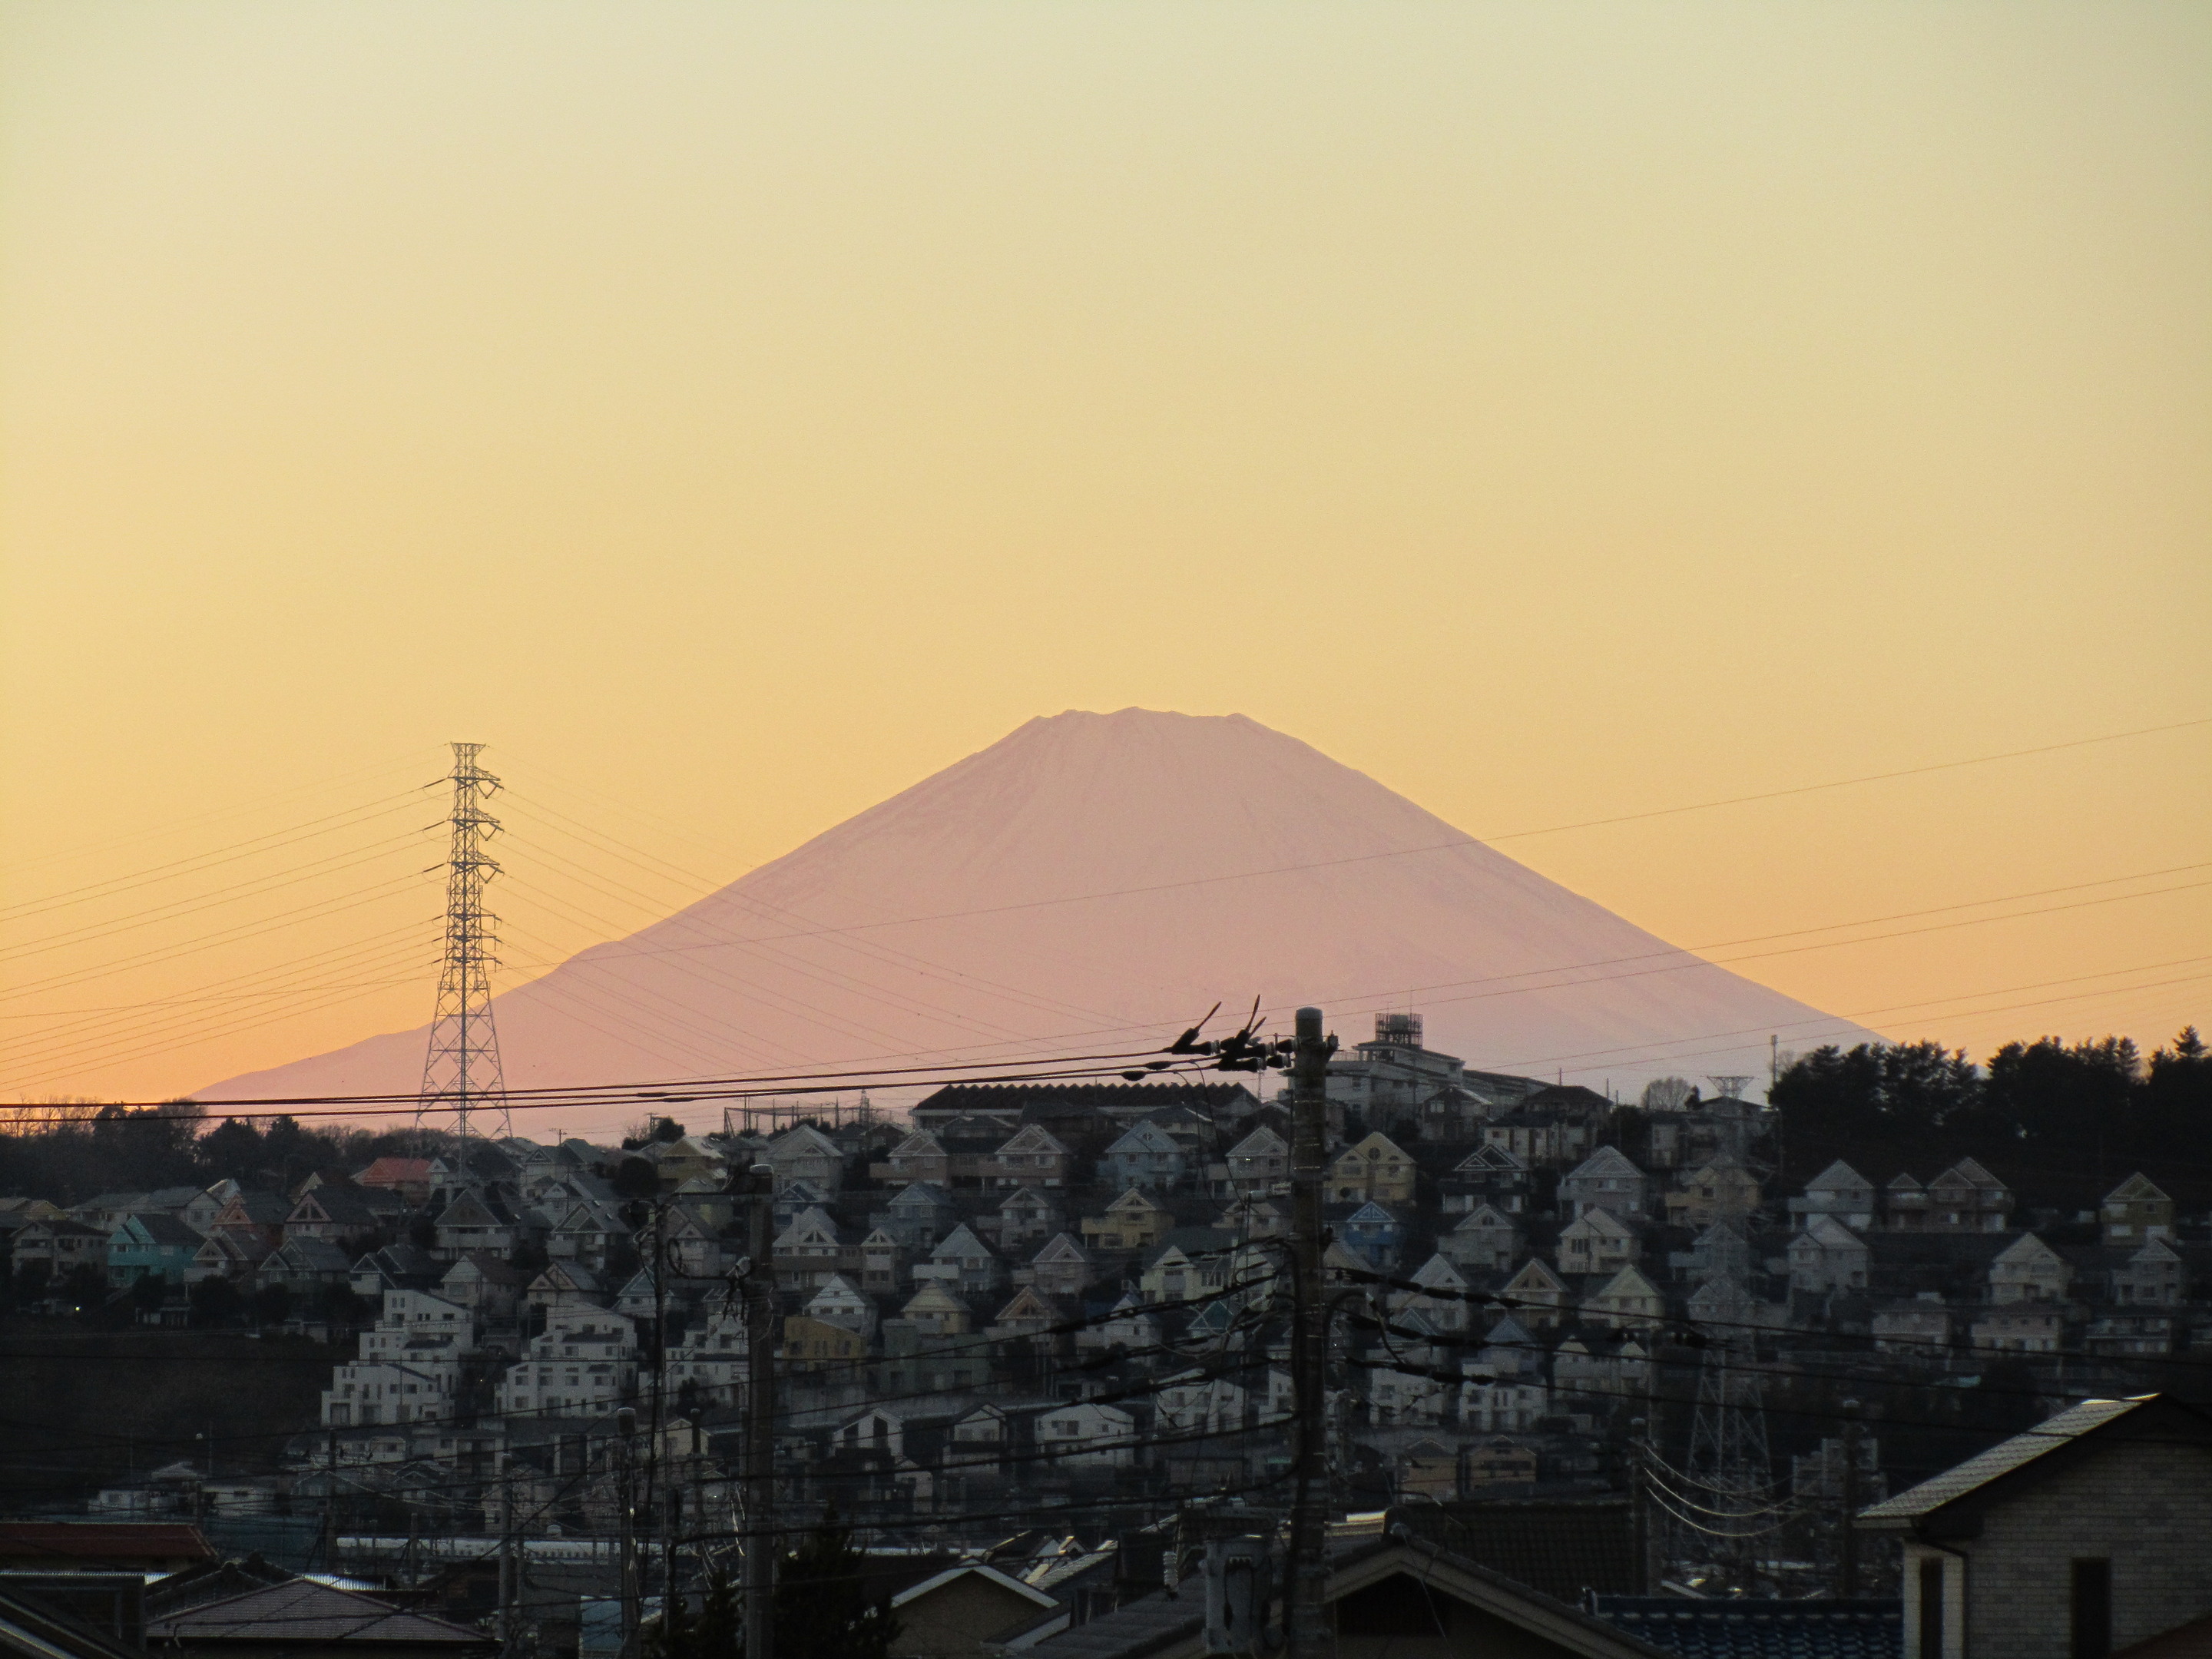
[
  {"xmin": 743, "ymin": 1163, "xmax": 777, "ymax": 1659},
  {"xmin": 498, "ymin": 1453, "xmax": 519, "ymax": 1659},
  {"xmin": 617, "ymin": 1407, "xmax": 638, "ymax": 1656},
  {"xmin": 1839, "ymin": 1400, "xmax": 1863, "ymax": 1597},
  {"xmin": 1286, "ymin": 1006, "xmax": 1336, "ymax": 1659}
]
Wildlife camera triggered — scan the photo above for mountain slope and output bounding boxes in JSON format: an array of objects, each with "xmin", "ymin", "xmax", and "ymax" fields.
[{"xmin": 202, "ymin": 709, "xmax": 1871, "ymax": 1111}]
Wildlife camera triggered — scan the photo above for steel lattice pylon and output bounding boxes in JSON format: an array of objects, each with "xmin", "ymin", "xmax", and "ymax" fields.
[
  {"xmin": 418, "ymin": 742, "xmax": 510, "ymax": 1145},
  {"xmin": 1679, "ymin": 1335, "xmax": 1776, "ymax": 1578}
]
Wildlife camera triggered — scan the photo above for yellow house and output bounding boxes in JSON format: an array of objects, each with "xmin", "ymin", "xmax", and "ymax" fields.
[
  {"xmin": 1327, "ymin": 1132, "xmax": 1417, "ymax": 1205},
  {"xmin": 781, "ymin": 1313, "xmax": 868, "ymax": 1372},
  {"xmin": 1663, "ymin": 1160, "xmax": 1763, "ymax": 1230},
  {"xmin": 1080, "ymin": 1188, "xmax": 1175, "ymax": 1253}
]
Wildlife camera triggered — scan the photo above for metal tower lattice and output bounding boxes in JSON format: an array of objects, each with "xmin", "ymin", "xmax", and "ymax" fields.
[
  {"xmin": 418, "ymin": 742, "xmax": 510, "ymax": 1144},
  {"xmin": 1679, "ymin": 1340, "xmax": 1776, "ymax": 1574}
]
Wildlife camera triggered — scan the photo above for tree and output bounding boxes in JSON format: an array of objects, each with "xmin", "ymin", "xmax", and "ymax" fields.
[
  {"xmin": 1770, "ymin": 1041, "xmax": 1980, "ymax": 1151},
  {"xmin": 2139, "ymin": 1027, "xmax": 2212, "ymax": 1153},
  {"xmin": 772, "ymin": 1511, "xmax": 896, "ymax": 1659},
  {"xmin": 1982, "ymin": 1037, "xmax": 2138, "ymax": 1164},
  {"xmin": 1639, "ymin": 1076, "xmax": 1694, "ymax": 1112},
  {"xmin": 253, "ymin": 1281, "xmax": 293, "ymax": 1327},
  {"xmin": 189, "ymin": 1276, "xmax": 241, "ymax": 1327},
  {"xmin": 644, "ymin": 1563, "xmax": 740, "ymax": 1659}
]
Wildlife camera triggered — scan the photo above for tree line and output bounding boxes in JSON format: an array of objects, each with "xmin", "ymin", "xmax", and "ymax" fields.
[
  {"xmin": 0, "ymin": 1100, "xmax": 422, "ymax": 1204},
  {"xmin": 1769, "ymin": 1025, "xmax": 2212, "ymax": 1210}
]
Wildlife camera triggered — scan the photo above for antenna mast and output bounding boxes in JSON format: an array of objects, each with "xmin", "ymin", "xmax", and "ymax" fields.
[{"xmin": 419, "ymin": 742, "xmax": 510, "ymax": 1146}]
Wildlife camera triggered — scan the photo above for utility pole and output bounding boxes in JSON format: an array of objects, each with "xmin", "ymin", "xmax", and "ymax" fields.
[
  {"xmin": 743, "ymin": 1163, "xmax": 777, "ymax": 1659},
  {"xmin": 416, "ymin": 742, "xmax": 510, "ymax": 1149},
  {"xmin": 1627, "ymin": 1418, "xmax": 1656, "ymax": 1593},
  {"xmin": 1286, "ymin": 1007, "xmax": 1336, "ymax": 1659},
  {"xmin": 641, "ymin": 1198, "xmax": 670, "ymax": 1646},
  {"xmin": 323, "ymin": 1427, "xmax": 339, "ymax": 1573},
  {"xmin": 1839, "ymin": 1400, "xmax": 1863, "ymax": 1597},
  {"xmin": 617, "ymin": 1407, "xmax": 639, "ymax": 1657},
  {"xmin": 498, "ymin": 1453, "xmax": 519, "ymax": 1659}
]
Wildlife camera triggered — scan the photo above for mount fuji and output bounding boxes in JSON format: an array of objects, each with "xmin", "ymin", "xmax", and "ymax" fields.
[{"xmin": 201, "ymin": 709, "xmax": 1871, "ymax": 1114}]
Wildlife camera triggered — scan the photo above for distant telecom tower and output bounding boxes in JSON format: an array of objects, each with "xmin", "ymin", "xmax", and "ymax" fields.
[{"xmin": 418, "ymin": 743, "xmax": 510, "ymax": 1146}]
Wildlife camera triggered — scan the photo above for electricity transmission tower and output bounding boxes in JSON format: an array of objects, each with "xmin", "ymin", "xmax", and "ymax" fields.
[
  {"xmin": 417, "ymin": 742, "xmax": 510, "ymax": 1147},
  {"xmin": 1681, "ymin": 1340, "xmax": 1776, "ymax": 1580}
]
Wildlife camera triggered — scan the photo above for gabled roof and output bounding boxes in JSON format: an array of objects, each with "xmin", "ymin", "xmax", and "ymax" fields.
[
  {"xmin": 1502, "ymin": 1258, "xmax": 1566, "ymax": 1296},
  {"xmin": 1565, "ymin": 1147, "xmax": 1644, "ymax": 1183},
  {"xmin": 994, "ymin": 1286, "xmax": 1056, "ymax": 1323},
  {"xmin": 768, "ymin": 1124, "xmax": 843, "ymax": 1159},
  {"xmin": 1793, "ymin": 1214, "xmax": 1866, "ymax": 1250},
  {"xmin": 887, "ymin": 1181, "xmax": 957, "ymax": 1210},
  {"xmin": 1409, "ymin": 1253, "xmax": 1468, "ymax": 1289},
  {"xmin": 445, "ymin": 1251, "xmax": 530, "ymax": 1287},
  {"xmin": 1102, "ymin": 1187, "xmax": 1173, "ymax": 1216},
  {"xmin": 1858, "ymin": 1394, "xmax": 2212, "ymax": 1529},
  {"xmin": 2126, "ymin": 1237, "xmax": 2184, "ymax": 1266},
  {"xmin": 291, "ymin": 1185, "xmax": 388, "ymax": 1227},
  {"xmin": 117, "ymin": 1213, "xmax": 203, "ymax": 1247},
  {"xmin": 1560, "ymin": 1208, "xmax": 1634, "ymax": 1240},
  {"xmin": 806, "ymin": 1273, "xmax": 869, "ymax": 1308},
  {"xmin": 1455, "ymin": 1143, "xmax": 1530, "ymax": 1173},
  {"xmin": 1453, "ymin": 1203, "xmax": 1517, "ymax": 1233},
  {"xmin": 1104, "ymin": 1121, "xmax": 1181, "ymax": 1155},
  {"xmin": 274, "ymin": 1236, "xmax": 353, "ymax": 1272},
  {"xmin": 929, "ymin": 1224, "xmax": 998, "ymax": 1263},
  {"xmin": 1031, "ymin": 1233, "xmax": 1091, "ymax": 1264},
  {"xmin": 1930, "ymin": 1156, "xmax": 2007, "ymax": 1192},
  {"xmin": 1991, "ymin": 1232, "xmax": 2066, "ymax": 1270},
  {"xmin": 1481, "ymin": 1314, "xmax": 1534, "ymax": 1348},
  {"xmin": 2104, "ymin": 1171, "xmax": 2171, "ymax": 1204},
  {"xmin": 1805, "ymin": 1158, "xmax": 1873, "ymax": 1192},
  {"xmin": 1343, "ymin": 1200, "xmax": 1406, "ymax": 1227},
  {"xmin": 776, "ymin": 1206, "xmax": 844, "ymax": 1247},
  {"xmin": 1588, "ymin": 1265, "xmax": 1663, "ymax": 1306},
  {"xmin": 1335, "ymin": 1130, "xmax": 1412, "ymax": 1163},
  {"xmin": 145, "ymin": 1578, "xmax": 491, "ymax": 1646},
  {"xmin": 1227, "ymin": 1126, "xmax": 1288, "ymax": 1157},
  {"xmin": 899, "ymin": 1281, "xmax": 970, "ymax": 1316},
  {"xmin": 885, "ymin": 1566, "xmax": 1057, "ymax": 1619}
]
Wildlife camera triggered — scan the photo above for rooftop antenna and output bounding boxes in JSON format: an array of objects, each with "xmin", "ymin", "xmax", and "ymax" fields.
[{"xmin": 416, "ymin": 743, "xmax": 510, "ymax": 1150}]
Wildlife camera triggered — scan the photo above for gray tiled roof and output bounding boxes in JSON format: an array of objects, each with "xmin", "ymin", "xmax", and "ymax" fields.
[
  {"xmin": 1591, "ymin": 1597, "xmax": 1900, "ymax": 1659},
  {"xmin": 1028, "ymin": 1588, "xmax": 1201, "ymax": 1659},
  {"xmin": 1856, "ymin": 1396, "xmax": 2147, "ymax": 1522}
]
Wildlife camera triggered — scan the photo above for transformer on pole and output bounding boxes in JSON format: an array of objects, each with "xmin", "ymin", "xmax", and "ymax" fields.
[{"xmin": 418, "ymin": 742, "xmax": 510, "ymax": 1147}]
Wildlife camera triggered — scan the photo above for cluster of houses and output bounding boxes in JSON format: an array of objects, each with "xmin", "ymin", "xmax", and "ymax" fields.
[{"xmin": 9, "ymin": 1012, "xmax": 2208, "ymax": 1553}]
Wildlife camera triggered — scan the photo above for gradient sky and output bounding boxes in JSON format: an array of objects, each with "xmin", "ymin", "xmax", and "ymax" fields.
[{"xmin": 3, "ymin": 2, "xmax": 2207, "ymax": 1105}]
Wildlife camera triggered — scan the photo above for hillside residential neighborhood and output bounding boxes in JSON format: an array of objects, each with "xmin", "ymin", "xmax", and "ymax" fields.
[{"xmin": 8, "ymin": 1015, "xmax": 2212, "ymax": 1657}]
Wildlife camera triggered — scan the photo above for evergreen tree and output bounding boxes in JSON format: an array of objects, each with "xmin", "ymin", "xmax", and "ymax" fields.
[{"xmin": 771, "ymin": 1511, "xmax": 896, "ymax": 1659}]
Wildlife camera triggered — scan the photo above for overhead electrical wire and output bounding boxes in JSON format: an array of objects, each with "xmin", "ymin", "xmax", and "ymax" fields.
[
  {"xmin": 0, "ymin": 793, "xmax": 436, "ymax": 925},
  {"xmin": 0, "ymin": 753, "xmax": 442, "ymax": 883}
]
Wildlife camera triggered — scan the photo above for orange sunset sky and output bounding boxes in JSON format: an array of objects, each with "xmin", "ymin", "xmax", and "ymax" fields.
[{"xmin": 2, "ymin": 2, "xmax": 2207, "ymax": 1106}]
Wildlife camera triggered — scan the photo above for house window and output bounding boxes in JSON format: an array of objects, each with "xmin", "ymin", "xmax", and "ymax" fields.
[{"xmin": 2071, "ymin": 1559, "xmax": 2111, "ymax": 1659}]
